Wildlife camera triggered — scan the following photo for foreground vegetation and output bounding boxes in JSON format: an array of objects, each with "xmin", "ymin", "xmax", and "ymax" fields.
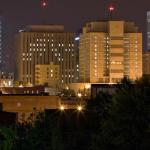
[{"xmin": 0, "ymin": 77, "xmax": 150, "ymax": 150}]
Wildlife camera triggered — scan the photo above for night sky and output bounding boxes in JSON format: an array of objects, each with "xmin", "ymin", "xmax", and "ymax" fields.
[{"xmin": 0, "ymin": 0, "xmax": 150, "ymax": 72}]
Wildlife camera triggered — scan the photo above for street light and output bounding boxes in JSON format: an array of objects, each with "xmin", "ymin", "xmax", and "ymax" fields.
[
  {"xmin": 60, "ymin": 105, "xmax": 65, "ymax": 111},
  {"xmin": 77, "ymin": 93, "xmax": 82, "ymax": 98},
  {"xmin": 77, "ymin": 105, "xmax": 83, "ymax": 112},
  {"xmin": 85, "ymin": 84, "xmax": 91, "ymax": 89}
]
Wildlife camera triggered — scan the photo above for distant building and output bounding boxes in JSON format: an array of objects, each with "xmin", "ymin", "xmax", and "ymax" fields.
[
  {"xmin": 35, "ymin": 62, "xmax": 60, "ymax": 87},
  {"xmin": 0, "ymin": 86, "xmax": 45, "ymax": 94},
  {"xmin": 0, "ymin": 95, "xmax": 84, "ymax": 122},
  {"xmin": 0, "ymin": 72, "xmax": 14, "ymax": 87},
  {"xmin": 16, "ymin": 25, "xmax": 78, "ymax": 85},
  {"xmin": 0, "ymin": 16, "xmax": 2, "ymax": 69},
  {"xmin": 143, "ymin": 50, "xmax": 150, "ymax": 76},
  {"xmin": 147, "ymin": 11, "xmax": 150, "ymax": 50},
  {"xmin": 0, "ymin": 95, "xmax": 61, "ymax": 123},
  {"xmin": 79, "ymin": 20, "xmax": 142, "ymax": 83}
]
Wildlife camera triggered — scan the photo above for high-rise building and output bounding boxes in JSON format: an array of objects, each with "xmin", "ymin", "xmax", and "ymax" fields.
[
  {"xmin": 0, "ymin": 16, "xmax": 2, "ymax": 68},
  {"xmin": 143, "ymin": 50, "xmax": 150, "ymax": 76},
  {"xmin": 147, "ymin": 11, "xmax": 150, "ymax": 50},
  {"xmin": 79, "ymin": 21, "xmax": 142, "ymax": 83},
  {"xmin": 16, "ymin": 25, "xmax": 78, "ymax": 85}
]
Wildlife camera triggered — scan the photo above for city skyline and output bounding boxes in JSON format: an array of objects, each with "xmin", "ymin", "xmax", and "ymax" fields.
[{"xmin": 0, "ymin": 0, "xmax": 150, "ymax": 72}]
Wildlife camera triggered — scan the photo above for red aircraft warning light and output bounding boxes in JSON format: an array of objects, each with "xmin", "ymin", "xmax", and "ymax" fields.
[
  {"xmin": 108, "ymin": 5, "xmax": 115, "ymax": 19},
  {"xmin": 109, "ymin": 5, "xmax": 115, "ymax": 12},
  {"xmin": 41, "ymin": 1, "xmax": 47, "ymax": 8}
]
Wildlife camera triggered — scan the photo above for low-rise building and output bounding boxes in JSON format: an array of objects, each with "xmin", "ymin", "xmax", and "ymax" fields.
[{"xmin": 35, "ymin": 63, "xmax": 60, "ymax": 87}]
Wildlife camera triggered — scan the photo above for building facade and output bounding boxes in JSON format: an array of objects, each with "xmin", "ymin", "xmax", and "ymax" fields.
[
  {"xmin": 79, "ymin": 21, "xmax": 142, "ymax": 83},
  {"xmin": 0, "ymin": 16, "xmax": 2, "ymax": 69},
  {"xmin": 16, "ymin": 25, "xmax": 78, "ymax": 85},
  {"xmin": 35, "ymin": 63, "xmax": 60, "ymax": 87},
  {"xmin": 143, "ymin": 50, "xmax": 150, "ymax": 76},
  {"xmin": 147, "ymin": 11, "xmax": 150, "ymax": 50}
]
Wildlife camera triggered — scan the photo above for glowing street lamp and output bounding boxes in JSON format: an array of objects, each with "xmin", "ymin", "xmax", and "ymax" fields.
[
  {"xmin": 66, "ymin": 86, "xmax": 69, "ymax": 90},
  {"xmin": 85, "ymin": 84, "xmax": 91, "ymax": 89},
  {"xmin": 77, "ymin": 93, "xmax": 82, "ymax": 98},
  {"xmin": 77, "ymin": 105, "xmax": 83, "ymax": 112},
  {"xmin": 60, "ymin": 105, "xmax": 65, "ymax": 111}
]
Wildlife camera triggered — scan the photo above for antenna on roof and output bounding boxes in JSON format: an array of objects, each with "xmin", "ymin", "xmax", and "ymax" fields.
[
  {"xmin": 40, "ymin": 0, "xmax": 48, "ymax": 24},
  {"xmin": 108, "ymin": 4, "xmax": 115, "ymax": 19}
]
